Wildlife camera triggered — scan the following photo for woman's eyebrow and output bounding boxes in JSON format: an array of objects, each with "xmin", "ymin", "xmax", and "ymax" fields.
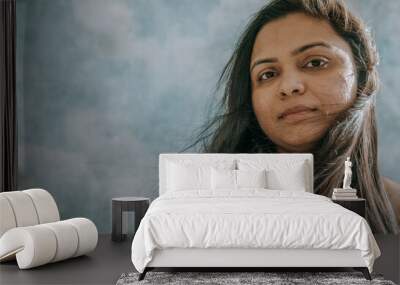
[{"xmin": 250, "ymin": 41, "xmax": 332, "ymax": 72}]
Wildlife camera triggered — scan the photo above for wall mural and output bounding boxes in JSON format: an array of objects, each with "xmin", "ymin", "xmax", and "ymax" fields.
[{"xmin": 16, "ymin": 0, "xmax": 399, "ymax": 239}]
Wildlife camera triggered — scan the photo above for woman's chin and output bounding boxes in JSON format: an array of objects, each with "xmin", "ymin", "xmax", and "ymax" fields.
[
  {"xmin": 274, "ymin": 135, "xmax": 324, "ymax": 153},
  {"xmin": 269, "ymin": 124, "xmax": 329, "ymax": 153},
  {"xmin": 276, "ymin": 142, "xmax": 317, "ymax": 153}
]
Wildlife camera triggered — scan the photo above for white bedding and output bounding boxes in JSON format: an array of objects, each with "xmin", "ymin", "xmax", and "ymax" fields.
[{"xmin": 131, "ymin": 189, "xmax": 380, "ymax": 273}]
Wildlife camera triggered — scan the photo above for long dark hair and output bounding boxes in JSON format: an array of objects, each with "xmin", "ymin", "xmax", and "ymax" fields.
[{"xmin": 185, "ymin": 0, "xmax": 399, "ymax": 234}]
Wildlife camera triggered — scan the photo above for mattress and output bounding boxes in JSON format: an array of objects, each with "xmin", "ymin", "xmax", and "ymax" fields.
[{"xmin": 131, "ymin": 189, "xmax": 380, "ymax": 273}]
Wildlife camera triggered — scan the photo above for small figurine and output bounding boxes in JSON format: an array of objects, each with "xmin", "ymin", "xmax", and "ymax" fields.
[
  {"xmin": 332, "ymin": 157, "xmax": 357, "ymax": 199},
  {"xmin": 343, "ymin": 157, "xmax": 352, "ymax": 189}
]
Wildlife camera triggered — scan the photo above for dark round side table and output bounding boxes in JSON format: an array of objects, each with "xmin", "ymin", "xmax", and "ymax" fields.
[{"xmin": 112, "ymin": 197, "xmax": 150, "ymax": 242}]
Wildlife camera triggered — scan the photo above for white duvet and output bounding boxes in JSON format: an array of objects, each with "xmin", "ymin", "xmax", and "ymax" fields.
[{"xmin": 131, "ymin": 189, "xmax": 380, "ymax": 273}]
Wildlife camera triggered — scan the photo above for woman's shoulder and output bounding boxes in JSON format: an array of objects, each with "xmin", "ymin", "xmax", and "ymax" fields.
[
  {"xmin": 383, "ymin": 176, "xmax": 400, "ymax": 193},
  {"xmin": 383, "ymin": 176, "xmax": 400, "ymax": 222}
]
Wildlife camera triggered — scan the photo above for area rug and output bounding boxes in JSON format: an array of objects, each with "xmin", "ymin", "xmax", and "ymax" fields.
[{"xmin": 116, "ymin": 271, "xmax": 396, "ymax": 285}]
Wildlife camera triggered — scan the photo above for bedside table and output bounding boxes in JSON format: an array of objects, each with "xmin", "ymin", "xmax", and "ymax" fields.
[
  {"xmin": 332, "ymin": 198, "xmax": 366, "ymax": 218},
  {"xmin": 112, "ymin": 197, "xmax": 150, "ymax": 242}
]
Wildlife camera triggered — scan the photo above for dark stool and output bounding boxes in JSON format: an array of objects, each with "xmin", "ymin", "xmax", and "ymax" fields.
[{"xmin": 112, "ymin": 197, "xmax": 150, "ymax": 242}]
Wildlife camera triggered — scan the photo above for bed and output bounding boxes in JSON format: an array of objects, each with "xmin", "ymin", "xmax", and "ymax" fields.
[{"xmin": 131, "ymin": 153, "xmax": 380, "ymax": 281}]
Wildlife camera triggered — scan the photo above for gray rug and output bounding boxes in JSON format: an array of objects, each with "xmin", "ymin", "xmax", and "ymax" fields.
[{"xmin": 116, "ymin": 271, "xmax": 396, "ymax": 285}]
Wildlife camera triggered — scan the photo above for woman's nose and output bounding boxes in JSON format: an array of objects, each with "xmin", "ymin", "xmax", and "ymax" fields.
[{"xmin": 279, "ymin": 74, "xmax": 305, "ymax": 98}]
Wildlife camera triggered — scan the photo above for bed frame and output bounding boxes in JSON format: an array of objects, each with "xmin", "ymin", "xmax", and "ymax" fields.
[{"xmin": 138, "ymin": 153, "xmax": 372, "ymax": 280}]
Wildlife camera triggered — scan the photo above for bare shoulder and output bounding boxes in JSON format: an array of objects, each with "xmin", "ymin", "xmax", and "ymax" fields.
[
  {"xmin": 382, "ymin": 176, "xmax": 400, "ymax": 221},
  {"xmin": 383, "ymin": 176, "xmax": 400, "ymax": 194}
]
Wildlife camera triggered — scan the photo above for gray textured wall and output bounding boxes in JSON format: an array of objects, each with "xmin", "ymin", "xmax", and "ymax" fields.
[{"xmin": 16, "ymin": 0, "xmax": 400, "ymax": 235}]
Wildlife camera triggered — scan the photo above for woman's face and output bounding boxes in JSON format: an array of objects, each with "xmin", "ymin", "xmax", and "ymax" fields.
[{"xmin": 250, "ymin": 12, "xmax": 357, "ymax": 153}]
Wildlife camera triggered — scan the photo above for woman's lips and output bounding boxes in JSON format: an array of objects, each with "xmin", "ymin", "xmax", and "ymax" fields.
[{"xmin": 278, "ymin": 106, "xmax": 318, "ymax": 123}]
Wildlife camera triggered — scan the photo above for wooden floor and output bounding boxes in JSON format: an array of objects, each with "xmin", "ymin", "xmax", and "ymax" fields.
[
  {"xmin": 0, "ymin": 234, "xmax": 133, "ymax": 285},
  {"xmin": 1, "ymin": 234, "xmax": 398, "ymax": 284}
]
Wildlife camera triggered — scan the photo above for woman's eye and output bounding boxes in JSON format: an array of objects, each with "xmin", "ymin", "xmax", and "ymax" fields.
[
  {"xmin": 304, "ymin": 58, "xmax": 328, "ymax": 69},
  {"xmin": 258, "ymin": 70, "xmax": 276, "ymax": 82}
]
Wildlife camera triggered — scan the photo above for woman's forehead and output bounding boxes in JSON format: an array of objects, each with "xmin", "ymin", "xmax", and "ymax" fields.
[{"xmin": 251, "ymin": 12, "xmax": 352, "ymax": 62}]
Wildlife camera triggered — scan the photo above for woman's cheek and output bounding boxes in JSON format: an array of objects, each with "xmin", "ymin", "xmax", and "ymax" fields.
[
  {"xmin": 336, "ymin": 72, "xmax": 357, "ymax": 103},
  {"xmin": 252, "ymin": 91, "xmax": 271, "ymax": 117},
  {"xmin": 252, "ymin": 93, "xmax": 276, "ymax": 132},
  {"xmin": 313, "ymin": 72, "xmax": 356, "ymax": 111}
]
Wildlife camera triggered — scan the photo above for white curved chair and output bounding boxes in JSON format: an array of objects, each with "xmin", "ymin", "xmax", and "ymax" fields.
[{"xmin": 0, "ymin": 189, "xmax": 98, "ymax": 269}]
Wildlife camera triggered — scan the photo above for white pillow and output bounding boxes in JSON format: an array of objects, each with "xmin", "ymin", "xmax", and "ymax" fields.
[
  {"xmin": 166, "ymin": 159, "xmax": 236, "ymax": 192},
  {"xmin": 238, "ymin": 159, "xmax": 307, "ymax": 191},
  {"xmin": 167, "ymin": 162, "xmax": 211, "ymax": 191},
  {"xmin": 236, "ymin": 169, "xmax": 267, "ymax": 188},
  {"xmin": 211, "ymin": 168, "xmax": 236, "ymax": 190},
  {"xmin": 267, "ymin": 164, "xmax": 306, "ymax": 191},
  {"xmin": 211, "ymin": 168, "xmax": 268, "ymax": 190}
]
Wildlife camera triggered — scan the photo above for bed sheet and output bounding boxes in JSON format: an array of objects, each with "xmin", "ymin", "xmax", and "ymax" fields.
[{"xmin": 131, "ymin": 189, "xmax": 380, "ymax": 273}]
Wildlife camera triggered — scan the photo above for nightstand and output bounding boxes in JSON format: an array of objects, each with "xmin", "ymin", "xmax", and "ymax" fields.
[
  {"xmin": 332, "ymin": 198, "xmax": 366, "ymax": 218},
  {"xmin": 112, "ymin": 197, "xmax": 150, "ymax": 242}
]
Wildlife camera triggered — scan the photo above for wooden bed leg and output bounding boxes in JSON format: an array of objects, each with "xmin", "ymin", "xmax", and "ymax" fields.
[
  {"xmin": 138, "ymin": 268, "xmax": 148, "ymax": 281},
  {"xmin": 354, "ymin": 267, "xmax": 371, "ymax": 280}
]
